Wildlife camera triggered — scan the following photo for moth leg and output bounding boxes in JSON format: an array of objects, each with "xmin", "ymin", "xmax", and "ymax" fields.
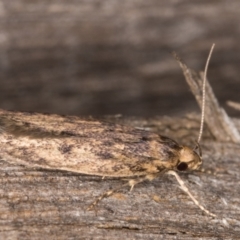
[
  {"xmin": 87, "ymin": 175, "xmax": 154, "ymax": 211},
  {"xmin": 128, "ymin": 173, "xmax": 158, "ymax": 191},
  {"xmin": 167, "ymin": 170, "xmax": 216, "ymax": 218},
  {"xmin": 87, "ymin": 182, "xmax": 130, "ymax": 211},
  {"xmin": 198, "ymin": 168, "xmax": 217, "ymax": 176}
]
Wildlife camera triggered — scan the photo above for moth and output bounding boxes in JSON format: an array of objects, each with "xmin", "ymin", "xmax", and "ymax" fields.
[{"xmin": 0, "ymin": 45, "xmax": 215, "ymax": 218}]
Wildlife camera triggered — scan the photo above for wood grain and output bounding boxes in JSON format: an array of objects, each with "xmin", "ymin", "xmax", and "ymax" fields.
[
  {"xmin": 0, "ymin": 114, "xmax": 240, "ymax": 239},
  {"xmin": 0, "ymin": 0, "xmax": 240, "ymax": 117}
]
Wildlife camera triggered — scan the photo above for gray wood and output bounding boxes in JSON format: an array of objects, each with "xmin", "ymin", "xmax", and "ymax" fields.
[
  {"xmin": 0, "ymin": 114, "xmax": 240, "ymax": 239},
  {"xmin": 0, "ymin": 0, "xmax": 240, "ymax": 118}
]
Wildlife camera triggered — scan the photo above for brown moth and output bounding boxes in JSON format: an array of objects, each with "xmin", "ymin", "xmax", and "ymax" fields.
[
  {"xmin": 0, "ymin": 45, "xmax": 215, "ymax": 217},
  {"xmin": 0, "ymin": 111, "xmax": 201, "ymax": 176}
]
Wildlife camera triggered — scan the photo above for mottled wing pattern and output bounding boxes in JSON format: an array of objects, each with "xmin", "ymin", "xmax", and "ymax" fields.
[{"xmin": 0, "ymin": 109, "xmax": 181, "ymax": 177}]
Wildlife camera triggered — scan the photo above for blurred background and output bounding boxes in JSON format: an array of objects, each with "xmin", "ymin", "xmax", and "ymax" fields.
[{"xmin": 0, "ymin": 0, "xmax": 240, "ymax": 118}]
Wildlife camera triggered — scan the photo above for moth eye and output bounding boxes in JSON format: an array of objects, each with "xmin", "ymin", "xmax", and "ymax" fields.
[{"xmin": 177, "ymin": 162, "xmax": 188, "ymax": 171}]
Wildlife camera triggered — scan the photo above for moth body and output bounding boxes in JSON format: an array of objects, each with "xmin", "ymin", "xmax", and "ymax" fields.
[{"xmin": 0, "ymin": 109, "xmax": 201, "ymax": 177}]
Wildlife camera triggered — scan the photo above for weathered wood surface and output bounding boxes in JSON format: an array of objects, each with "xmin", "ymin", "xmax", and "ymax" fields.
[
  {"xmin": 0, "ymin": 114, "xmax": 240, "ymax": 239},
  {"xmin": 0, "ymin": 0, "xmax": 240, "ymax": 118}
]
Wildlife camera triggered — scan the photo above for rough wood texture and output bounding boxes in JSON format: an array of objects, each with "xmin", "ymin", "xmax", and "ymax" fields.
[{"xmin": 0, "ymin": 114, "xmax": 240, "ymax": 239}]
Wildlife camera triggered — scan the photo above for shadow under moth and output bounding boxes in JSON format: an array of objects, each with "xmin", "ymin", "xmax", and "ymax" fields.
[{"xmin": 0, "ymin": 45, "xmax": 216, "ymax": 218}]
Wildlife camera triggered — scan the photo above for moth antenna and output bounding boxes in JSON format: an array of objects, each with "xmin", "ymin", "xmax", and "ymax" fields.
[
  {"xmin": 197, "ymin": 43, "xmax": 215, "ymax": 144},
  {"xmin": 193, "ymin": 141, "xmax": 202, "ymax": 157}
]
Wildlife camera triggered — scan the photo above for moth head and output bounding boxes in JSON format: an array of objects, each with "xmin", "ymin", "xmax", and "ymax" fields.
[
  {"xmin": 172, "ymin": 45, "xmax": 215, "ymax": 172},
  {"xmin": 176, "ymin": 146, "xmax": 202, "ymax": 171}
]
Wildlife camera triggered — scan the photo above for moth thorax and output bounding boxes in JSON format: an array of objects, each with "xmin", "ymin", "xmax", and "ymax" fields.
[{"xmin": 177, "ymin": 146, "xmax": 202, "ymax": 171}]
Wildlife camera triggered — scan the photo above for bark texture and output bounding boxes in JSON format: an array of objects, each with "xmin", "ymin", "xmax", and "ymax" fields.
[{"xmin": 0, "ymin": 114, "xmax": 240, "ymax": 239}]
